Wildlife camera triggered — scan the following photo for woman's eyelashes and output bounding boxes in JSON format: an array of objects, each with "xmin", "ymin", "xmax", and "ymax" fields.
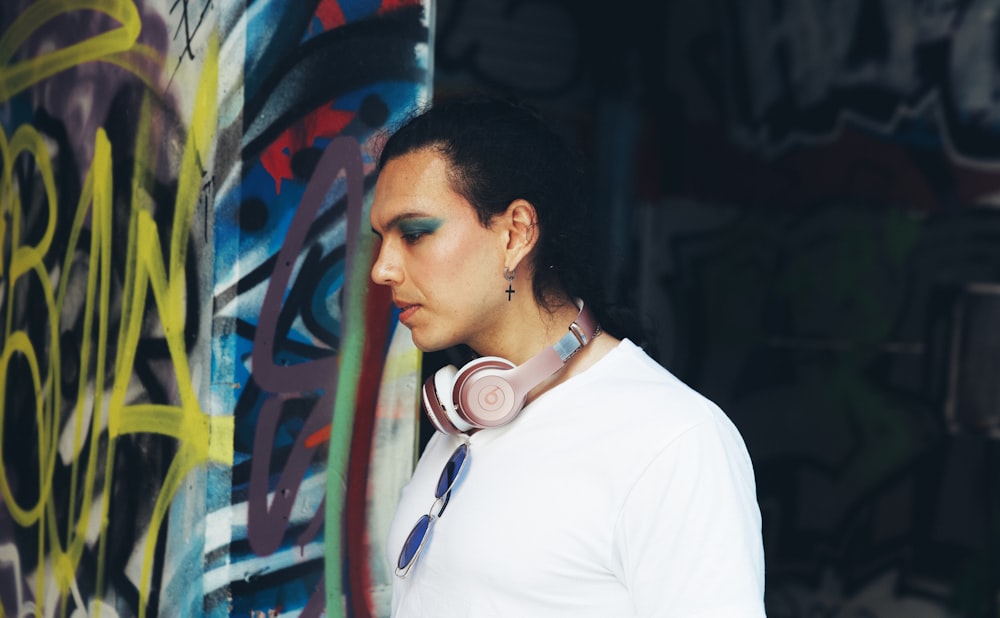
[{"xmin": 398, "ymin": 217, "xmax": 443, "ymax": 243}]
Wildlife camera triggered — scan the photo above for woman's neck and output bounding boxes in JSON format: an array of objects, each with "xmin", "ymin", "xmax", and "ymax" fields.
[
  {"xmin": 465, "ymin": 294, "xmax": 620, "ymax": 404},
  {"xmin": 470, "ymin": 294, "xmax": 582, "ymax": 364}
]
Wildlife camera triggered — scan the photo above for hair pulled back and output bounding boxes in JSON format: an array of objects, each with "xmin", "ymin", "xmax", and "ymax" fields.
[{"xmin": 377, "ymin": 96, "xmax": 598, "ymax": 312}]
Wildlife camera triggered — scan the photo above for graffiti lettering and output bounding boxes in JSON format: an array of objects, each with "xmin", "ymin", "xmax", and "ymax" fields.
[
  {"xmin": 3, "ymin": 0, "xmax": 429, "ymax": 616},
  {"xmin": 0, "ymin": 0, "xmax": 155, "ymax": 100},
  {"xmin": 724, "ymin": 0, "xmax": 1000, "ymax": 159},
  {"xmin": 0, "ymin": 30, "xmax": 229, "ymax": 618}
]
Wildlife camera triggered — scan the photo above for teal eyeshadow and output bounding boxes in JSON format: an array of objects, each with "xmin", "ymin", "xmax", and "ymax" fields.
[{"xmin": 398, "ymin": 217, "xmax": 443, "ymax": 235}]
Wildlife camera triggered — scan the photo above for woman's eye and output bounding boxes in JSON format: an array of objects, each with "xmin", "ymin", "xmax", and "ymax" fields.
[{"xmin": 398, "ymin": 218, "xmax": 442, "ymax": 244}]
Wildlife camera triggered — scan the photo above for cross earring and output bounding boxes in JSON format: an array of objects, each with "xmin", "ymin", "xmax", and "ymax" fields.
[{"xmin": 503, "ymin": 267, "xmax": 516, "ymax": 301}]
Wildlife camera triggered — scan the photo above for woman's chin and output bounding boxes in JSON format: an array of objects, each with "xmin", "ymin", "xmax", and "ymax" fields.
[
  {"xmin": 409, "ymin": 331, "xmax": 457, "ymax": 354},
  {"xmin": 407, "ymin": 330, "xmax": 439, "ymax": 353}
]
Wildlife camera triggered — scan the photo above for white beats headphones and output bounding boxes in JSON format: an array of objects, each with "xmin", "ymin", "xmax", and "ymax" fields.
[{"xmin": 421, "ymin": 299, "xmax": 600, "ymax": 435}]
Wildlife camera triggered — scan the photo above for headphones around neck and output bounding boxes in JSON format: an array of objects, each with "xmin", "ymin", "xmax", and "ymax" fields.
[{"xmin": 421, "ymin": 299, "xmax": 600, "ymax": 435}]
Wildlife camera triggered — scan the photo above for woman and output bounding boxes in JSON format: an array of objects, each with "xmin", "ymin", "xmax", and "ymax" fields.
[{"xmin": 370, "ymin": 97, "xmax": 765, "ymax": 617}]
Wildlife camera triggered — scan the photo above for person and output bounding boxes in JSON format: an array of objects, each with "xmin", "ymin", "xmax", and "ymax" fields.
[{"xmin": 369, "ymin": 96, "xmax": 766, "ymax": 617}]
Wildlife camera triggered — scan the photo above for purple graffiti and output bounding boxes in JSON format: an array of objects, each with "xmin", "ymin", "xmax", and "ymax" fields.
[{"xmin": 247, "ymin": 136, "xmax": 363, "ymax": 556}]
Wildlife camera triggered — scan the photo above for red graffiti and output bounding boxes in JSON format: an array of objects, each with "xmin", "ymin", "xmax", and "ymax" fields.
[
  {"xmin": 378, "ymin": 0, "xmax": 424, "ymax": 13},
  {"xmin": 259, "ymin": 106, "xmax": 354, "ymax": 194},
  {"xmin": 316, "ymin": 0, "xmax": 347, "ymax": 30}
]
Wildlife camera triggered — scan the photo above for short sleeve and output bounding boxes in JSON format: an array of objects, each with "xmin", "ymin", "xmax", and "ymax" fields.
[{"xmin": 612, "ymin": 415, "xmax": 766, "ymax": 617}]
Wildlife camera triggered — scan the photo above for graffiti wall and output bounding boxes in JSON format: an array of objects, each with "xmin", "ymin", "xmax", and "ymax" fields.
[{"xmin": 0, "ymin": 1, "xmax": 429, "ymax": 617}]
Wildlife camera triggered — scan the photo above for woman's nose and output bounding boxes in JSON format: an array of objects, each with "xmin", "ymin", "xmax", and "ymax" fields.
[{"xmin": 371, "ymin": 241, "xmax": 401, "ymax": 286}]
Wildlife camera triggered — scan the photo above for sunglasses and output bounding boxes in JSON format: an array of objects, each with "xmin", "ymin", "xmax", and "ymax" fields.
[{"xmin": 395, "ymin": 441, "xmax": 470, "ymax": 577}]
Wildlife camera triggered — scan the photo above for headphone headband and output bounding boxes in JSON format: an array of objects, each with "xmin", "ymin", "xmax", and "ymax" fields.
[{"xmin": 494, "ymin": 298, "xmax": 598, "ymax": 398}]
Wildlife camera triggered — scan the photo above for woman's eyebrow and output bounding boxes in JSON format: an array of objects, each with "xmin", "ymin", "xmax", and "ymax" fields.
[{"xmin": 372, "ymin": 211, "xmax": 438, "ymax": 236}]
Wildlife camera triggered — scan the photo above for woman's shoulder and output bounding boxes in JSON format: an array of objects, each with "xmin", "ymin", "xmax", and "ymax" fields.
[
  {"xmin": 592, "ymin": 340, "xmax": 709, "ymax": 399},
  {"xmin": 525, "ymin": 339, "xmax": 754, "ymax": 494},
  {"xmin": 554, "ymin": 339, "xmax": 730, "ymax": 436}
]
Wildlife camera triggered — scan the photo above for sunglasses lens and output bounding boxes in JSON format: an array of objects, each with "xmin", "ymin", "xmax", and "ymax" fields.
[
  {"xmin": 398, "ymin": 514, "xmax": 432, "ymax": 570},
  {"xmin": 397, "ymin": 442, "xmax": 469, "ymax": 576},
  {"xmin": 435, "ymin": 443, "xmax": 468, "ymax": 498}
]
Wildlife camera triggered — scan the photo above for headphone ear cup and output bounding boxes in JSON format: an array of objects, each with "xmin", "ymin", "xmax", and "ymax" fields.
[
  {"xmin": 421, "ymin": 365, "xmax": 474, "ymax": 435},
  {"xmin": 452, "ymin": 356, "xmax": 522, "ymax": 428}
]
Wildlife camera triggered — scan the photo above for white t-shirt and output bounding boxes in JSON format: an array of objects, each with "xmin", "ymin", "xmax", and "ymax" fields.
[{"xmin": 386, "ymin": 339, "xmax": 766, "ymax": 617}]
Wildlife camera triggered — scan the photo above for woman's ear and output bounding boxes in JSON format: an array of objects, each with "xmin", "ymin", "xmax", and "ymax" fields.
[{"xmin": 502, "ymin": 198, "xmax": 538, "ymax": 271}]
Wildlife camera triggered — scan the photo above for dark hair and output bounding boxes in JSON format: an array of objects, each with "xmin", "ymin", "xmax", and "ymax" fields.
[{"xmin": 378, "ymin": 97, "xmax": 596, "ymax": 303}]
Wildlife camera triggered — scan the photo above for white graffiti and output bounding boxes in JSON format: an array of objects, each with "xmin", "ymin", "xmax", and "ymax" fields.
[{"xmin": 728, "ymin": 0, "xmax": 1000, "ymax": 159}]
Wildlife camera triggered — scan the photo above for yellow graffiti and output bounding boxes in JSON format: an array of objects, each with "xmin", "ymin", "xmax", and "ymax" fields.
[
  {"xmin": 103, "ymin": 34, "xmax": 228, "ymax": 618},
  {"xmin": 0, "ymin": 8, "xmax": 230, "ymax": 618},
  {"xmin": 47, "ymin": 120, "xmax": 113, "ymax": 605},
  {"xmin": 0, "ymin": 0, "xmax": 168, "ymax": 100},
  {"xmin": 0, "ymin": 121, "xmax": 64, "ymax": 611}
]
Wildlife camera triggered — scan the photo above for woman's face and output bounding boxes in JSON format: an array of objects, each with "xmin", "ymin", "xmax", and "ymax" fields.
[{"xmin": 370, "ymin": 148, "xmax": 509, "ymax": 352}]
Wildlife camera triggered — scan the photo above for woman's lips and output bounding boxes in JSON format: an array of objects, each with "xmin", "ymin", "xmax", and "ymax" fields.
[{"xmin": 397, "ymin": 304, "xmax": 419, "ymax": 325}]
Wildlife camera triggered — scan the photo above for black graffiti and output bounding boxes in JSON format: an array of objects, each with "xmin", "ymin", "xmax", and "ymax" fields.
[
  {"xmin": 169, "ymin": 0, "xmax": 213, "ymax": 81},
  {"xmin": 241, "ymin": 5, "xmax": 428, "ymax": 165}
]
